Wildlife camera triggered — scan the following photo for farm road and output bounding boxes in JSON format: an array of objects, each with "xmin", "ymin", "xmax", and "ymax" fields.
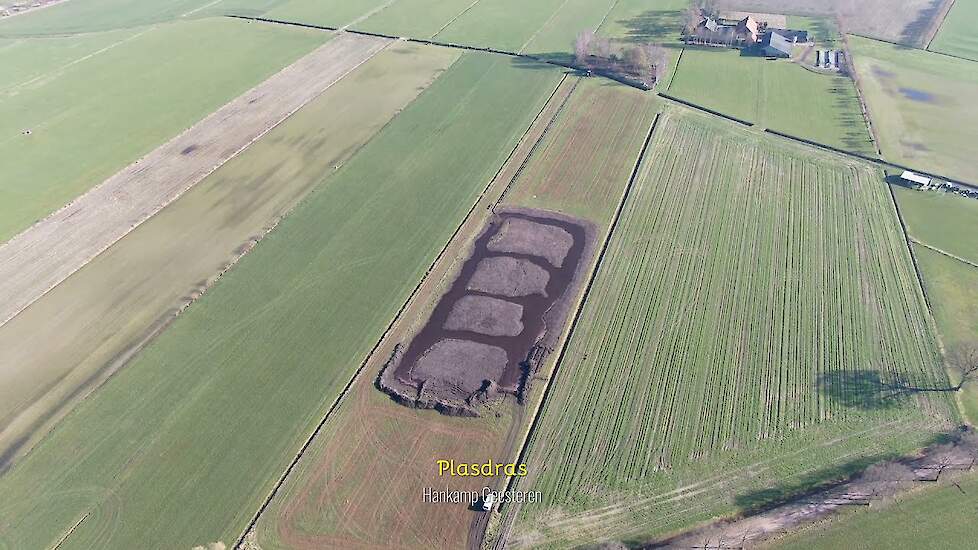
[{"xmin": 0, "ymin": 32, "xmax": 389, "ymax": 329}]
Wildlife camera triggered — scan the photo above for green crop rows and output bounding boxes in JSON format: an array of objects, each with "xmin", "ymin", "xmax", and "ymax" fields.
[{"xmin": 508, "ymin": 113, "xmax": 953, "ymax": 547}]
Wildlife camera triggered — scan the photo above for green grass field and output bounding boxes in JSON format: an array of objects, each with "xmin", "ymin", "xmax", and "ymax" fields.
[
  {"xmin": 502, "ymin": 77, "xmax": 660, "ymax": 224},
  {"xmin": 928, "ymin": 0, "xmax": 978, "ymax": 61},
  {"xmin": 915, "ymin": 245, "xmax": 978, "ymax": 423},
  {"xmin": 849, "ymin": 35, "xmax": 978, "ymax": 184},
  {"xmin": 505, "ymin": 112, "xmax": 952, "ymax": 547},
  {"xmin": 0, "ymin": 0, "xmax": 287, "ymax": 34},
  {"xmin": 433, "ymin": 0, "xmax": 566, "ymax": 51},
  {"xmin": 355, "ymin": 0, "xmax": 477, "ymax": 38},
  {"xmin": 0, "ymin": 51, "xmax": 562, "ymax": 550},
  {"xmin": 279, "ymin": 0, "xmax": 618, "ymax": 58},
  {"xmin": 594, "ymin": 0, "xmax": 687, "ymax": 80},
  {"xmin": 597, "ymin": 0, "xmax": 686, "ymax": 44},
  {"xmin": 518, "ymin": 0, "xmax": 617, "ymax": 57},
  {"xmin": 668, "ymin": 48, "xmax": 876, "ymax": 155},
  {"xmin": 0, "ymin": 42, "xmax": 460, "ymax": 472},
  {"xmin": 894, "ymin": 188, "xmax": 978, "ymax": 459},
  {"xmin": 0, "ymin": 27, "xmax": 139, "ymax": 86},
  {"xmin": 0, "ymin": 18, "xmax": 327, "ymax": 243},
  {"xmin": 265, "ymin": 0, "xmax": 388, "ymax": 28},
  {"xmin": 768, "ymin": 471, "xmax": 978, "ymax": 549},
  {"xmin": 892, "ymin": 186, "xmax": 978, "ymax": 265}
]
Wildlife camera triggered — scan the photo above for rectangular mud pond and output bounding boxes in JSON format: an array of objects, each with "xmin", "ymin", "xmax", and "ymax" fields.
[{"xmin": 378, "ymin": 207, "xmax": 595, "ymax": 415}]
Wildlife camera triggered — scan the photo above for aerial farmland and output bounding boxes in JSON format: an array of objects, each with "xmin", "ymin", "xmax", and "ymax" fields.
[{"xmin": 0, "ymin": 1, "xmax": 976, "ymax": 549}]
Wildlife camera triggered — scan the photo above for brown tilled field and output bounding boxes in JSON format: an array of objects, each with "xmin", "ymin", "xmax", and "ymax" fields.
[
  {"xmin": 379, "ymin": 209, "xmax": 592, "ymax": 414},
  {"xmin": 0, "ymin": 32, "xmax": 389, "ymax": 329},
  {"xmin": 258, "ymin": 384, "xmax": 518, "ymax": 550}
]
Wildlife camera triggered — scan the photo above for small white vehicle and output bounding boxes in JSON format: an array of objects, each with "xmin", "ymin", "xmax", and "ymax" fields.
[{"xmin": 480, "ymin": 493, "xmax": 496, "ymax": 512}]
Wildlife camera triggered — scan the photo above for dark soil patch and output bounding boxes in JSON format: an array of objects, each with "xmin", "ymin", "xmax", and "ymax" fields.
[
  {"xmin": 467, "ymin": 256, "xmax": 550, "ymax": 298},
  {"xmin": 488, "ymin": 217, "xmax": 574, "ymax": 268},
  {"xmin": 412, "ymin": 339, "xmax": 508, "ymax": 400},
  {"xmin": 180, "ymin": 144, "xmax": 198, "ymax": 155},
  {"xmin": 443, "ymin": 295, "xmax": 524, "ymax": 337},
  {"xmin": 377, "ymin": 208, "xmax": 596, "ymax": 415}
]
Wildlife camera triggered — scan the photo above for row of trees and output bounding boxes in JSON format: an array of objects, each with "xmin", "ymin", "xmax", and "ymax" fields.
[{"xmin": 573, "ymin": 30, "xmax": 668, "ymax": 86}]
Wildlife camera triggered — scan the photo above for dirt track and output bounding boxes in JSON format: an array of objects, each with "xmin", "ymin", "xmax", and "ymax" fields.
[{"xmin": 0, "ymin": 32, "xmax": 389, "ymax": 329}]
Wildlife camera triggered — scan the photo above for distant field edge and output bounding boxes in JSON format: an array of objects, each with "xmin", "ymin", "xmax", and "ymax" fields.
[
  {"xmin": 226, "ymin": 14, "xmax": 657, "ymax": 92},
  {"xmin": 658, "ymin": 92, "xmax": 754, "ymax": 126}
]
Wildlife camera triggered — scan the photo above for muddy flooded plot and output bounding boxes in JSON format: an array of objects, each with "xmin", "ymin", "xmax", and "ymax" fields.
[{"xmin": 378, "ymin": 208, "xmax": 594, "ymax": 415}]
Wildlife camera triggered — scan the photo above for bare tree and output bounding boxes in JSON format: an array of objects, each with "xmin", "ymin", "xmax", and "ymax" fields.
[
  {"xmin": 948, "ymin": 345, "xmax": 978, "ymax": 391},
  {"xmin": 696, "ymin": 0, "xmax": 720, "ymax": 18},
  {"xmin": 683, "ymin": 6, "xmax": 703, "ymax": 36},
  {"xmin": 644, "ymin": 43, "xmax": 669, "ymax": 82},
  {"xmin": 592, "ymin": 36, "xmax": 613, "ymax": 59},
  {"xmin": 574, "ymin": 30, "xmax": 595, "ymax": 67},
  {"xmin": 624, "ymin": 46, "xmax": 651, "ymax": 78}
]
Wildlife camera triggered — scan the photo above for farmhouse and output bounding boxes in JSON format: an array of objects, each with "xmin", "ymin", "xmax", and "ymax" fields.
[
  {"xmin": 687, "ymin": 15, "xmax": 763, "ymax": 47},
  {"xmin": 686, "ymin": 14, "xmax": 808, "ymax": 58},
  {"xmin": 736, "ymin": 15, "xmax": 761, "ymax": 43}
]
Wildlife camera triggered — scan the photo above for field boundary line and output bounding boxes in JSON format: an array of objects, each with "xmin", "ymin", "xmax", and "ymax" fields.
[
  {"xmin": 341, "ymin": 0, "xmax": 401, "ymax": 30},
  {"xmin": 429, "ymin": 0, "xmax": 483, "ymax": 39},
  {"xmin": 910, "ymin": 238, "xmax": 978, "ymax": 271},
  {"xmin": 924, "ymin": 0, "xmax": 957, "ymax": 51},
  {"xmin": 517, "ymin": 0, "xmax": 573, "ymax": 54},
  {"xmin": 593, "ymin": 0, "xmax": 622, "ymax": 33},
  {"xmin": 230, "ymin": 72, "xmax": 571, "ymax": 550},
  {"xmin": 496, "ymin": 77, "xmax": 581, "ymax": 204},
  {"xmin": 228, "ymin": 15, "xmax": 657, "ymax": 92},
  {"xmin": 657, "ymin": 92, "xmax": 754, "ymax": 126},
  {"xmin": 50, "ymin": 512, "xmax": 89, "ymax": 550},
  {"xmin": 492, "ymin": 111, "xmax": 663, "ymax": 550},
  {"xmin": 885, "ymin": 180, "xmax": 936, "ymax": 314},
  {"xmin": 1, "ymin": 25, "xmax": 155, "ymax": 95},
  {"xmin": 665, "ymin": 45, "xmax": 685, "ymax": 90},
  {"xmin": 180, "ymin": 0, "xmax": 222, "ymax": 17},
  {"xmin": 848, "ymin": 31, "xmax": 978, "ymax": 64},
  {"xmin": 0, "ymin": 33, "xmax": 392, "ymax": 331},
  {"xmin": 761, "ymin": 128, "xmax": 978, "ymax": 190},
  {"xmin": 881, "ymin": 180, "xmax": 947, "ymax": 383}
]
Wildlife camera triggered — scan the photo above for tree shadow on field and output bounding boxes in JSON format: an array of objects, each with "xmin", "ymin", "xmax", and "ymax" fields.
[
  {"xmin": 898, "ymin": 0, "xmax": 946, "ymax": 48},
  {"xmin": 731, "ymin": 428, "xmax": 955, "ymax": 517},
  {"xmin": 817, "ymin": 369, "xmax": 956, "ymax": 411},
  {"xmin": 615, "ymin": 9, "xmax": 686, "ymax": 47},
  {"xmin": 732, "ymin": 455, "xmax": 889, "ymax": 515},
  {"xmin": 509, "ymin": 53, "xmax": 572, "ymax": 71}
]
